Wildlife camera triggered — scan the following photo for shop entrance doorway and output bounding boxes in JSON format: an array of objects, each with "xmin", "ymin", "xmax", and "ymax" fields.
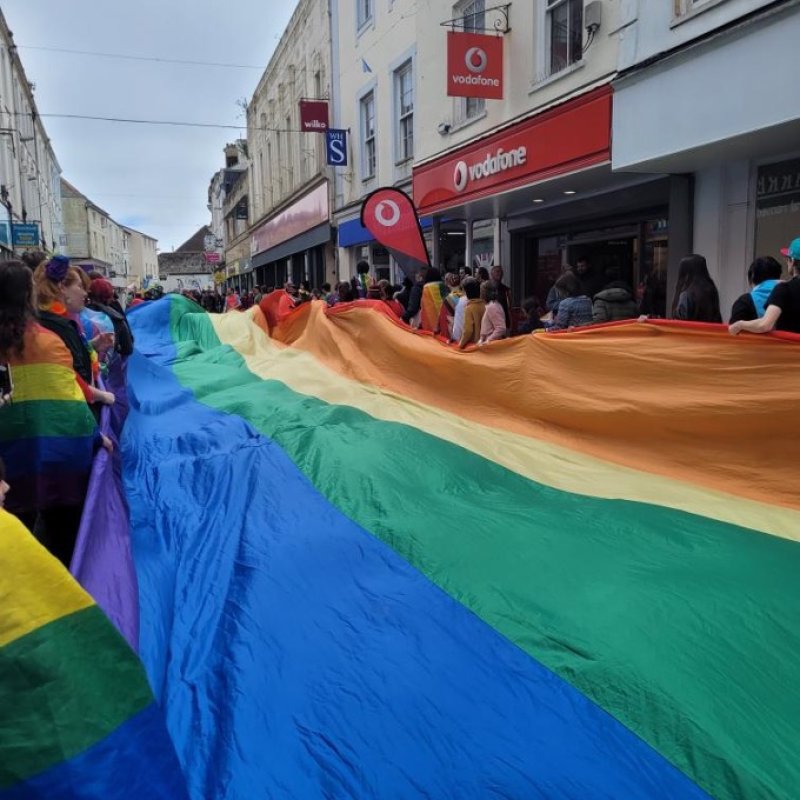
[{"xmin": 511, "ymin": 214, "xmax": 669, "ymax": 318}]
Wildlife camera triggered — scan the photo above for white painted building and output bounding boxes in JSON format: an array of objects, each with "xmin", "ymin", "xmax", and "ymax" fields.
[
  {"xmin": 330, "ymin": 0, "xmax": 419, "ymax": 281},
  {"xmin": 612, "ymin": 0, "xmax": 800, "ymax": 318},
  {"xmin": 408, "ymin": 0, "xmax": 679, "ymax": 311},
  {"xmin": 0, "ymin": 10, "xmax": 64, "ymax": 256},
  {"xmin": 246, "ymin": 0, "xmax": 335, "ymax": 290}
]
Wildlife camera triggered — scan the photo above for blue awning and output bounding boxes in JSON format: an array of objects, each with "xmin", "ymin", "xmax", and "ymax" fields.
[{"xmin": 338, "ymin": 215, "xmax": 434, "ymax": 248}]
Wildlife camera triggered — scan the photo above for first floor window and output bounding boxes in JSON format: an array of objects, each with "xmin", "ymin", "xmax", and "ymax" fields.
[
  {"xmin": 547, "ymin": 0, "xmax": 583, "ymax": 75},
  {"xmin": 357, "ymin": 0, "xmax": 373, "ymax": 30},
  {"xmin": 395, "ymin": 60, "xmax": 414, "ymax": 162},
  {"xmin": 455, "ymin": 0, "xmax": 486, "ymax": 122},
  {"xmin": 361, "ymin": 91, "xmax": 376, "ymax": 179}
]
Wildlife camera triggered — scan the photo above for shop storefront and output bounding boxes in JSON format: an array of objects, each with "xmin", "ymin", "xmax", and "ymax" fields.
[
  {"xmin": 412, "ymin": 85, "xmax": 684, "ymax": 312},
  {"xmin": 250, "ymin": 182, "xmax": 335, "ymax": 290},
  {"xmin": 612, "ymin": 2, "xmax": 800, "ymax": 315},
  {"xmin": 337, "ymin": 214, "xmax": 436, "ymax": 283}
]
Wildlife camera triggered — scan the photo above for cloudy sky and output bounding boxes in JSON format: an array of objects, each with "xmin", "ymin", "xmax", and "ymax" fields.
[{"xmin": 4, "ymin": 0, "xmax": 299, "ymax": 251}]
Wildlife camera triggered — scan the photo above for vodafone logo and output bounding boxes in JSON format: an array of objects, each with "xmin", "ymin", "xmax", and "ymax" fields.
[
  {"xmin": 452, "ymin": 146, "xmax": 527, "ymax": 193},
  {"xmin": 454, "ymin": 161, "xmax": 469, "ymax": 193},
  {"xmin": 447, "ymin": 32, "xmax": 503, "ymax": 99},
  {"xmin": 465, "ymin": 47, "xmax": 487, "ymax": 74},
  {"xmin": 375, "ymin": 200, "xmax": 401, "ymax": 227}
]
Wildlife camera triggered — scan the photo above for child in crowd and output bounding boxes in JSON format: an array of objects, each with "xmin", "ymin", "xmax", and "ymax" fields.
[{"xmin": 516, "ymin": 297, "xmax": 545, "ymax": 335}]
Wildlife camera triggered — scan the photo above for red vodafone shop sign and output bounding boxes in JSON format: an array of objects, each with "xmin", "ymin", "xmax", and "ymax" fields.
[
  {"xmin": 447, "ymin": 31, "xmax": 503, "ymax": 100},
  {"xmin": 413, "ymin": 85, "xmax": 612, "ymax": 215}
]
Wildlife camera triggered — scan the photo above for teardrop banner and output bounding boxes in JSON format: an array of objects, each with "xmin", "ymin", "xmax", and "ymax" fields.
[{"xmin": 360, "ymin": 187, "xmax": 431, "ymax": 278}]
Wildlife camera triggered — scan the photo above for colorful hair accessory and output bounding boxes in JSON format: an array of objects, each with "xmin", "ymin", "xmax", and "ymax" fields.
[{"xmin": 45, "ymin": 255, "xmax": 70, "ymax": 283}]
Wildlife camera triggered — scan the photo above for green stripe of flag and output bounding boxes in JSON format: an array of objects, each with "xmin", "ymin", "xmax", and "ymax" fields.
[
  {"xmin": 168, "ymin": 310, "xmax": 800, "ymax": 800},
  {"xmin": 0, "ymin": 605, "xmax": 153, "ymax": 788},
  {"xmin": 0, "ymin": 399, "xmax": 97, "ymax": 443}
]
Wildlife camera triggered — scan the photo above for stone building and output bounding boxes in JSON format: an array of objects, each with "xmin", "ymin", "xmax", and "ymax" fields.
[
  {"xmin": 158, "ymin": 225, "xmax": 215, "ymax": 293},
  {"xmin": 246, "ymin": 0, "xmax": 335, "ymax": 290}
]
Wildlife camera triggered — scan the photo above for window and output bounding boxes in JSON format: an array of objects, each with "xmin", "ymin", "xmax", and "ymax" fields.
[
  {"xmin": 455, "ymin": 0, "xmax": 486, "ymax": 122},
  {"xmin": 285, "ymin": 114, "xmax": 294, "ymax": 189},
  {"xmin": 755, "ymin": 158, "xmax": 800, "ymax": 267},
  {"xmin": 546, "ymin": 0, "xmax": 583, "ymax": 75},
  {"xmin": 357, "ymin": 0, "xmax": 373, "ymax": 30},
  {"xmin": 360, "ymin": 91, "xmax": 376, "ymax": 179},
  {"xmin": 674, "ymin": 0, "xmax": 729, "ymax": 18},
  {"xmin": 395, "ymin": 60, "xmax": 413, "ymax": 163}
]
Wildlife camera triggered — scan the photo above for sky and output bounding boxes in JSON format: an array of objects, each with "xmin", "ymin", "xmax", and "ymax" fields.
[{"xmin": 3, "ymin": 0, "xmax": 299, "ymax": 252}]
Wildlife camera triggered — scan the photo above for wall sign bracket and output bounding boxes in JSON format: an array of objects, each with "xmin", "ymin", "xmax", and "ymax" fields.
[{"xmin": 440, "ymin": 3, "xmax": 511, "ymax": 35}]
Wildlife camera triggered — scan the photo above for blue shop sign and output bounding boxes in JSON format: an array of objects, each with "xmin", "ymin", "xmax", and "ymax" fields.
[{"xmin": 11, "ymin": 222, "xmax": 40, "ymax": 248}]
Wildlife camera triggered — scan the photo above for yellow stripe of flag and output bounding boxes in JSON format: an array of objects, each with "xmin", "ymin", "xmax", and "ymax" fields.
[{"xmin": 0, "ymin": 510, "xmax": 95, "ymax": 649}]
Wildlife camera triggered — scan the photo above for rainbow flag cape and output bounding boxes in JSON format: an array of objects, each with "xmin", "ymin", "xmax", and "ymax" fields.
[
  {"xmin": 0, "ymin": 509, "xmax": 187, "ymax": 798},
  {"xmin": 85, "ymin": 296, "xmax": 799, "ymax": 798},
  {"xmin": 0, "ymin": 325, "xmax": 98, "ymax": 516}
]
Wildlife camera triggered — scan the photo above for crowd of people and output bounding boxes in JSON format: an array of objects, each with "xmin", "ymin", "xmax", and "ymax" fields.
[
  {"xmin": 219, "ymin": 240, "xmax": 800, "ymax": 343},
  {"xmin": 1, "ymin": 237, "xmax": 799, "ymax": 568}
]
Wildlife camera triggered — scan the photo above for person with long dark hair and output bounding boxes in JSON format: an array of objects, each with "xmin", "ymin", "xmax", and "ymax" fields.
[
  {"xmin": 671, "ymin": 255, "xmax": 722, "ymax": 323},
  {"xmin": 0, "ymin": 261, "xmax": 109, "ymax": 566}
]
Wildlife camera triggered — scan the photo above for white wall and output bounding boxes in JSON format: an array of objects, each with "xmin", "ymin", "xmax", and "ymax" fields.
[
  {"xmin": 692, "ymin": 160, "xmax": 755, "ymax": 319},
  {"xmin": 163, "ymin": 274, "xmax": 214, "ymax": 293},
  {"xmin": 618, "ymin": 0, "xmax": 781, "ymax": 70},
  {"xmin": 333, "ymin": 0, "xmax": 417, "ymax": 209},
  {"xmin": 613, "ymin": 7, "xmax": 800, "ymax": 171}
]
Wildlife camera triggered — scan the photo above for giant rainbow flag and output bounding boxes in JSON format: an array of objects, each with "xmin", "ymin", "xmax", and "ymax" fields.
[{"xmin": 10, "ymin": 293, "xmax": 800, "ymax": 798}]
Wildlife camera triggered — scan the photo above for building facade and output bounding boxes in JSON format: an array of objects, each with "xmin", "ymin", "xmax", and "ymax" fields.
[
  {"xmin": 330, "ymin": 0, "xmax": 419, "ymax": 281},
  {"xmin": 0, "ymin": 11, "xmax": 64, "ymax": 257},
  {"xmin": 61, "ymin": 179, "xmax": 114, "ymax": 273},
  {"xmin": 408, "ymin": 0, "xmax": 678, "ymax": 310},
  {"xmin": 62, "ymin": 179, "xmax": 158, "ymax": 287},
  {"xmin": 612, "ymin": 0, "xmax": 800, "ymax": 317},
  {"xmin": 124, "ymin": 226, "xmax": 159, "ymax": 287},
  {"xmin": 246, "ymin": 0, "xmax": 335, "ymax": 290},
  {"xmin": 158, "ymin": 225, "xmax": 214, "ymax": 292}
]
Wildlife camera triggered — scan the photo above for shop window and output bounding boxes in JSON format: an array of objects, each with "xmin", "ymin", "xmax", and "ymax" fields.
[
  {"xmin": 546, "ymin": 0, "xmax": 583, "ymax": 76},
  {"xmin": 454, "ymin": 0, "xmax": 486, "ymax": 124},
  {"xmin": 360, "ymin": 91, "xmax": 377, "ymax": 180},
  {"xmin": 755, "ymin": 158, "xmax": 800, "ymax": 267},
  {"xmin": 394, "ymin": 60, "xmax": 414, "ymax": 164}
]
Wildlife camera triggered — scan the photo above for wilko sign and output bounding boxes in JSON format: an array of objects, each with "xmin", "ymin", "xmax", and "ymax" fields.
[
  {"xmin": 453, "ymin": 146, "xmax": 527, "ymax": 193},
  {"xmin": 447, "ymin": 31, "xmax": 503, "ymax": 100},
  {"xmin": 299, "ymin": 99, "xmax": 329, "ymax": 132}
]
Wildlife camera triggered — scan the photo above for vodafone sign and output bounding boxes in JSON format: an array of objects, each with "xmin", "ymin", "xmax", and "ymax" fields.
[
  {"xmin": 453, "ymin": 147, "xmax": 527, "ymax": 193},
  {"xmin": 413, "ymin": 85, "xmax": 613, "ymax": 215},
  {"xmin": 447, "ymin": 31, "xmax": 503, "ymax": 100}
]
